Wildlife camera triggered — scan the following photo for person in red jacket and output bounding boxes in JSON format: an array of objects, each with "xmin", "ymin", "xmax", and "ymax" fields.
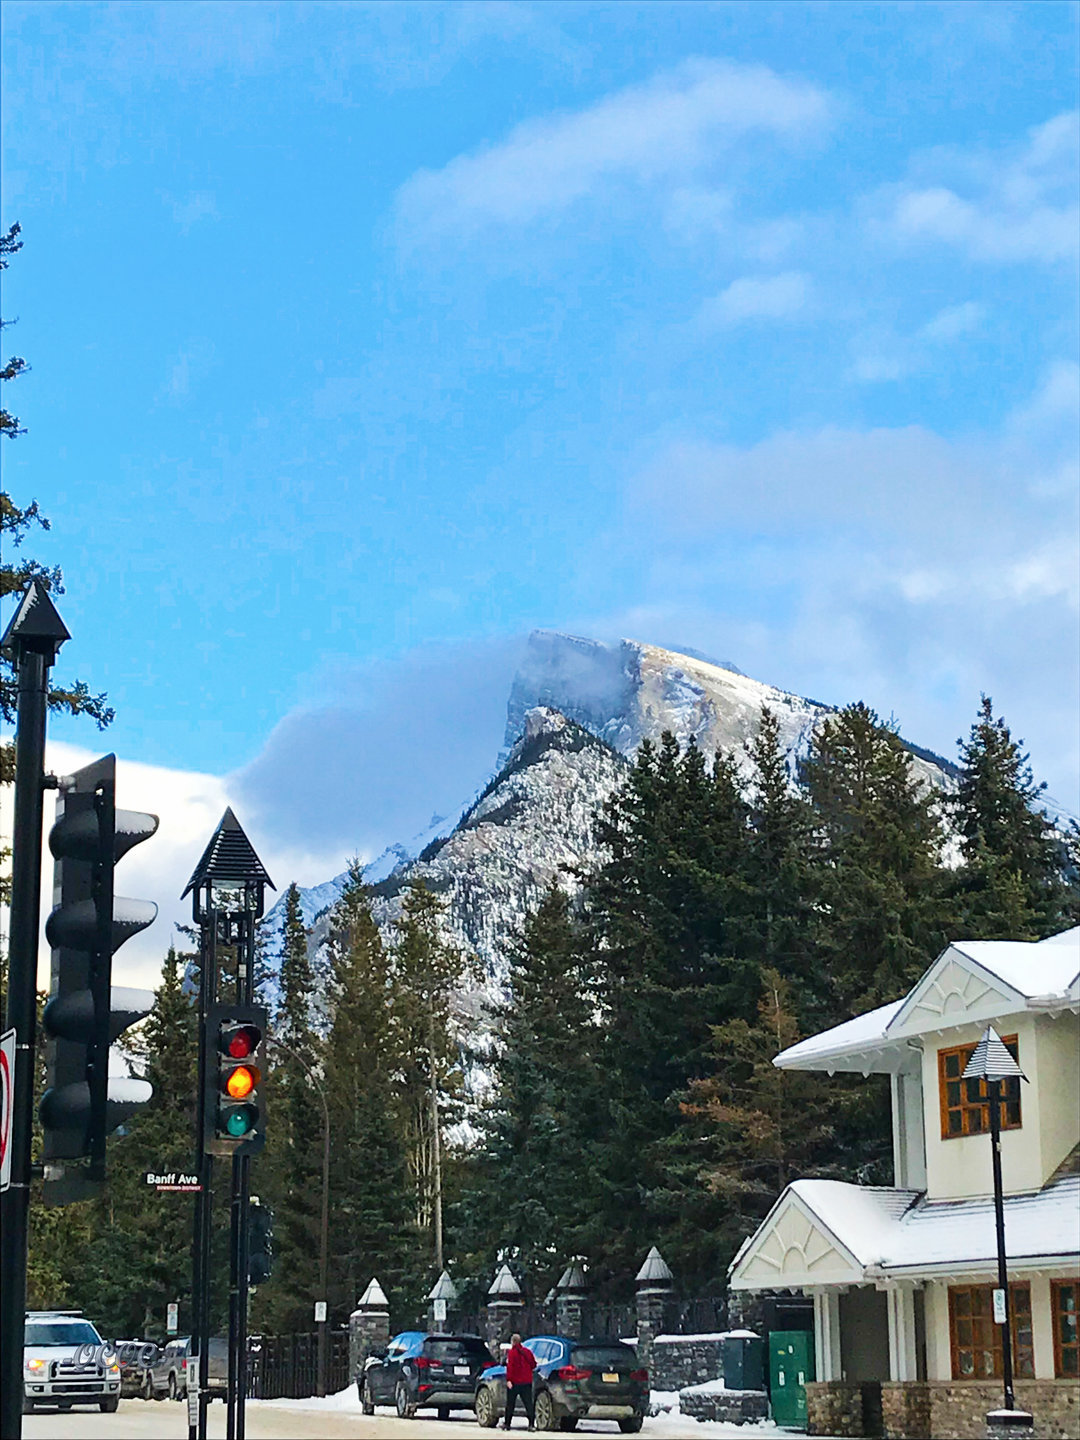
[{"xmin": 503, "ymin": 1333, "xmax": 536, "ymax": 1430}]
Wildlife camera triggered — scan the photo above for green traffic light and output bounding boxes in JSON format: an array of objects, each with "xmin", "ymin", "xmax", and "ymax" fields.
[{"xmin": 226, "ymin": 1109, "xmax": 253, "ymax": 1137}]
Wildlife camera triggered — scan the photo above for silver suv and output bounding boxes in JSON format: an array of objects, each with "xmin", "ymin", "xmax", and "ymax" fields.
[{"xmin": 23, "ymin": 1312, "xmax": 121, "ymax": 1415}]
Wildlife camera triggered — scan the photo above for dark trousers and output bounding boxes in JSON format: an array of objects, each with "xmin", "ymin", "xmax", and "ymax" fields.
[{"xmin": 504, "ymin": 1383, "xmax": 535, "ymax": 1426}]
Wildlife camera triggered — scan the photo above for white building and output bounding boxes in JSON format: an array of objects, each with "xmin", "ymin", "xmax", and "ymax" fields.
[{"xmin": 729, "ymin": 928, "xmax": 1080, "ymax": 1439}]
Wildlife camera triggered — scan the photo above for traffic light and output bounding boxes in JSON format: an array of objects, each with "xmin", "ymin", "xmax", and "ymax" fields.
[
  {"xmin": 203, "ymin": 1001, "xmax": 268, "ymax": 1156},
  {"xmin": 40, "ymin": 755, "xmax": 159, "ymax": 1203},
  {"xmin": 248, "ymin": 1199, "xmax": 274, "ymax": 1285}
]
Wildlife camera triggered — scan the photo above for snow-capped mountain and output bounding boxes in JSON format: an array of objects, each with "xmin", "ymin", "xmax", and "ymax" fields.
[{"xmin": 261, "ymin": 630, "xmax": 963, "ymax": 1006}]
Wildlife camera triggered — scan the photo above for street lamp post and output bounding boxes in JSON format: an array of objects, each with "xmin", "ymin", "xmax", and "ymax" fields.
[
  {"xmin": 182, "ymin": 809, "xmax": 273, "ymax": 1440},
  {"xmin": 961, "ymin": 1025, "xmax": 1033, "ymax": 1436}
]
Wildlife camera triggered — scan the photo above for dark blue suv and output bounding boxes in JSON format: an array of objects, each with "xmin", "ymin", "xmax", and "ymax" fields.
[
  {"xmin": 474, "ymin": 1334, "xmax": 647, "ymax": 1432},
  {"xmin": 358, "ymin": 1331, "xmax": 493, "ymax": 1420}
]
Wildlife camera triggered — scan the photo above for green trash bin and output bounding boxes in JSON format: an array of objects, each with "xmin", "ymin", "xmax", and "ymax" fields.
[
  {"xmin": 722, "ymin": 1331, "xmax": 764, "ymax": 1391},
  {"xmin": 769, "ymin": 1329, "xmax": 814, "ymax": 1428}
]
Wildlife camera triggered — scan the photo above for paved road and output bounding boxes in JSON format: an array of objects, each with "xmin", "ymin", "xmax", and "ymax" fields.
[{"xmin": 21, "ymin": 1397, "xmax": 710, "ymax": 1439}]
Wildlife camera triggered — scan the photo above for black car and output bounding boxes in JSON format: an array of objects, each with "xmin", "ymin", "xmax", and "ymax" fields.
[
  {"xmin": 475, "ymin": 1335, "xmax": 648, "ymax": 1433},
  {"xmin": 358, "ymin": 1331, "xmax": 494, "ymax": 1420}
]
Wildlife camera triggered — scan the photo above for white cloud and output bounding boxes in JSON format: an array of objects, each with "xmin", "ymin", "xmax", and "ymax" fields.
[
  {"xmin": 878, "ymin": 111, "xmax": 1079, "ymax": 263},
  {"xmin": 919, "ymin": 300, "xmax": 984, "ymax": 342},
  {"xmin": 395, "ymin": 58, "xmax": 832, "ymax": 235},
  {"xmin": 695, "ymin": 272, "xmax": 811, "ymax": 328}
]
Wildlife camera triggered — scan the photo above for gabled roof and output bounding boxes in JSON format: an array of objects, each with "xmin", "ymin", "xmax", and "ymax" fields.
[
  {"xmin": 774, "ymin": 927, "xmax": 1079, "ymax": 1073},
  {"xmin": 731, "ymin": 1171, "xmax": 1080, "ymax": 1290}
]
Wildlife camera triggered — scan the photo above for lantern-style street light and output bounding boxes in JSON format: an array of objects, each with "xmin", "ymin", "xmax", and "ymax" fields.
[{"xmin": 961, "ymin": 1025, "xmax": 1033, "ymax": 1434}]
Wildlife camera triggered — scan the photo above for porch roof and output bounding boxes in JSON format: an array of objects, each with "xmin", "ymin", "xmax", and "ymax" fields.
[{"xmin": 730, "ymin": 1171, "xmax": 1080, "ymax": 1290}]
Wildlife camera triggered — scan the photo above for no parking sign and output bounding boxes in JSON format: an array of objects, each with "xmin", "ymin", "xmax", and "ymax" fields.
[{"xmin": 0, "ymin": 1028, "xmax": 15, "ymax": 1193}]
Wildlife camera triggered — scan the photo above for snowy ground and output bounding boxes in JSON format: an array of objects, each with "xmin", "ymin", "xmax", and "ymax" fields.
[{"xmin": 250, "ymin": 1387, "xmax": 816, "ymax": 1438}]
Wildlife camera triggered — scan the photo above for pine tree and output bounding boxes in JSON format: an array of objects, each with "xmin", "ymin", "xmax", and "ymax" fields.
[
  {"xmin": 465, "ymin": 883, "xmax": 602, "ymax": 1282},
  {"xmin": 323, "ymin": 863, "xmax": 413, "ymax": 1322},
  {"xmin": 391, "ymin": 879, "xmax": 466, "ymax": 1276},
  {"xmin": 682, "ymin": 968, "xmax": 838, "ymax": 1268},
  {"xmin": 258, "ymin": 884, "xmax": 324, "ymax": 1330},
  {"xmin": 800, "ymin": 702, "xmax": 948, "ymax": 1021},
  {"xmin": 951, "ymin": 696, "xmax": 1070, "ymax": 937}
]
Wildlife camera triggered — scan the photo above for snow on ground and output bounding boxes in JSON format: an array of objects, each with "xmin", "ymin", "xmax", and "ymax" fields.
[{"xmin": 251, "ymin": 1387, "xmax": 819, "ymax": 1437}]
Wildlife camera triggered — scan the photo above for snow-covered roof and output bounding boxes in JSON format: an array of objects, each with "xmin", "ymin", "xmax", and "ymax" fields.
[
  {"xmin": 353, "ymin": 1278, "xmax": 389, "ymax": 1310},
  {"xmin": 773, "ymin": 1001, "xmax": 906, "ymax": 1074},
  {"xmin": 731, "ymin": 1171, "xmax": 1080, "ymax": 1289},
  {"xmin": 774, "ymin": 928, "xmax": 1080, "ymax": 1073}
]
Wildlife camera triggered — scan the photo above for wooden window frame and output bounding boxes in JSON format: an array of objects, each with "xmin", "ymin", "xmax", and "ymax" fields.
[
  {"xmin": 948, "ymin": 1282, "xmax": 1034, "ymax": 1381},
  {"xmin": 1052, "ymin": 1279, "xmax": 1080, "ymax": 1379},
  {"xmin": 938, "ymin": 1034, "xmax": 1022, "ymax": 1140}
]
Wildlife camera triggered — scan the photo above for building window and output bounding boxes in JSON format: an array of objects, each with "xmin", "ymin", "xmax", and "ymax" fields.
[
  {"xmin": 938, "ymin": 1035, "xmax": 1021, "ymax": 1139},
  {"xmin": 949, "ymin": 1284, "xmax": 1034, "ymax": 1380},
  {"xmin": 1053, "ymin": 1280, "xmax": 1079, "ymax": 1378}
]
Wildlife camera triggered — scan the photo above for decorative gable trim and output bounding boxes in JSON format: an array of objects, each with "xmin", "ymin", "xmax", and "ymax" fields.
[
  {"xmin": 729, "ymin": 1187, "xmax": 865, "ymax": 1291},
  {"xmin": 886, "ymin": 946, "xmax": 1025, "ymax": 1040}
]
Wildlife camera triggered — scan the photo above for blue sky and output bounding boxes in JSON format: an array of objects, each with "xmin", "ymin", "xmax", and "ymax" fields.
[{"xmin": 2, "ymin": 1, "xmax": 1078, "ymax": 920}]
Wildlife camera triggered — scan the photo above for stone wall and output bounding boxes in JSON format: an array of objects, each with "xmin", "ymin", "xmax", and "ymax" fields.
[
  {"xmin": 806, "ymin": 1380, "xmax": 881, "ymax": 1437},
  {"xmin": 881, "ymin": 1381, "xmax": 1080, "ymax": 1440},
  {"xmin": 679, "ymin": 1386, "xmax": 768, "ymax": 1424},
  {"xmin": 648, "ymin": 1336, "xmax": 726, "ymax": 1391}
]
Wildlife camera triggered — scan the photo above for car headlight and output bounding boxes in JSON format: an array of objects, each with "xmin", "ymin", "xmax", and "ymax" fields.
[
  {"xmin": 109, "ymin": 1363, "xmax": 121, "ymax": 1374},
  {"xmin": 24, "ymin": 1358, "xmax": 46, "ymax": 1372}
]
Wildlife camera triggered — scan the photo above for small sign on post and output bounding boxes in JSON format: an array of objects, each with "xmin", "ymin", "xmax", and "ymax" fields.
[
  {"xmin": 433, "ymin": 1297, "xmax": 447, "ymax": 1324},
  {"xmin": 185, "ymin": 1358, "xmax": 198, "ymax": 1426},
  {"xmin": 167, "ymin": 1302, "xmax": 179, "ymax": 1336},
  {"xmin": 0, "ymin": 1028, "xmax": 15, "ymax": 1194},
  {"xmin": 314, "ymin": 1301, "xmax": 327, "ymax": 1324},
  {"xmin": 993, "ymin": 1288, "xmax": 1007, "ymax": 1325}
]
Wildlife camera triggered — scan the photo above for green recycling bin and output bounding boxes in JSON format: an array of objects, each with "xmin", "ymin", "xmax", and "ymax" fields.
[{"xmin": 769, "ymin": 1329, "xmax": 814, "ymax": 1428}]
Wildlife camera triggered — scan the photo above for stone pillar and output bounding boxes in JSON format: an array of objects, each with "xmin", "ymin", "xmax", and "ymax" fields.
[
  {"xmin": 427, "ymin": 1269, "xmax": 459, "ymax": 1333},
  {"xmin": 555, "ymin": 1259, "xmax": 589, "ymax": 1339},
  {"xmin": 485, "ymin": 1264, "xmax": 524, "ymax": 1357},
  {"xmin": 350, "ymin": 1277, "xmax": 390, "ymax": 1380},
  {"xmin": 635, "ymin": 1246, "xmax": 674, "ymax": 1371}
]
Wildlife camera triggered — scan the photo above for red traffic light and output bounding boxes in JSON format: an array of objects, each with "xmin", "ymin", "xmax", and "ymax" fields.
[{"xmin": 222, "ymin": 1024, "xmax": 261, "ymax": 1059}]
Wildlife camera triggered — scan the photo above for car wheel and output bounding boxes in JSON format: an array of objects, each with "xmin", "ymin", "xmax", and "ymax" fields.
[
  {"xmin": 437, "ymin": 1405, "xmax": 451, "ymax": 1421},
  {"xmin": 395, "ymin": 1381, "xmax": 416, "ymax": 1420},
  {"xmin": 360, "ymin": 1379, "xmax": 375, "ymax": 1415},
  {"xmin": 475, "ymin": 1384, "xmax": 499, "ymax": 1428},
  {"xmin": 142, "ymin": 1373, "xmax": 153, "ymax": 1401},
  {"xmin": 168, "ymin": 1373, "xmax": 178, "ymax": 1401},
  {"xmin": 100, "ymin": 1397, "xmax": 120, "ymax": 1413},
  {"xmin": 21, "ymin": 1397, "xmax": 34, "ymax": 1415},
  {"xmin": 618, "ymin": 1420, "xmax": 643, "ymax": 1434},
  {"xmin": 535, "ymin": 1389, "xmax": 559, "ymax": 1432}
]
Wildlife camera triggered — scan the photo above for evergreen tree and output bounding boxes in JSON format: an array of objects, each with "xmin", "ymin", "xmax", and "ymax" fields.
[
  {"xmin": 800, "ymin": 702, "xmax": 948, "ymax": 1020},
  {"xmin": 951, "ymin": 696, "xmax": 1070, "ymax": 937},
  {"xmin": 391, "ymin": 879, "xmax": 467, "ymax": 1275},
  {"xmin": 323, "ymin": 863, "xmax": 413, "ymax": 1322},
  {"xmin": 682, "ymin": 968, "xmax": 838, "ymax": 1267},
  {"xmin": 464, "ymin": 883, "xmax": 602, "ymax": 1282},
  {"xmin": 258, "ymin": 884, "xmax": 324, "ymax": 1330}
]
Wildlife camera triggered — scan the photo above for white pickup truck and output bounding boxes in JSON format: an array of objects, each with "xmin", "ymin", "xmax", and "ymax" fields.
[{"xmin": 22, "ymin": 1311, "xmax": 121, "ymax": 1415}]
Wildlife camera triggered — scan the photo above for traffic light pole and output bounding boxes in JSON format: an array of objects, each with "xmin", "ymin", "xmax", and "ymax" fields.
[
  {"xmin": 0, "ymin": 642, "xmax": 52, "ymax": 1440},
  {"xmin": 191, "ymin": 910, "xmax": 217, "ymax": 1440}
]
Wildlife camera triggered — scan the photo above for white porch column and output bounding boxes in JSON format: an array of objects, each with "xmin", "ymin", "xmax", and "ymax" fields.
[
  {"xmin": 886, "ymin": 1284, "xmax": 918, "ymax": 1381},
  {"xmin": 813, "ymin": 1290, "xmax": 842, "ymax": 1381}
]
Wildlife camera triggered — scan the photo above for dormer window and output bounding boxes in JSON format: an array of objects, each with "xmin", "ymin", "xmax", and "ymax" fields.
[{"xmin": 938, "ymin": 1035, "xmax": 1022, "ymax": 1139}]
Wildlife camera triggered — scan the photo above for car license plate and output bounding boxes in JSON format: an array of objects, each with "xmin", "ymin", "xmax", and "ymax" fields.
[
  {"xmin": 454, "ymin": 1365, "xmax": 470, "ymax": 1376},
  {"xmin": 603, "ymin": 1372, "xmax": 619, "ymax": 1383}
]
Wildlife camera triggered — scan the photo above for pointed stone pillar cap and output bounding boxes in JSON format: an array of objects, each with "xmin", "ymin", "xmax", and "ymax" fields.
[
  {"xmin": 557, "ymin": 1258, "xmax": 588, "ymax": 1292},
  {"xmin": 488, "ymin": 1263, "xmax": 523, "ymax": 1299},
  {"xmin": 428, "ymin": 1269, "xmax": 459, "ymax": 1303},
  {"xmin": 635, "ymin": 1246, "xmax": 674, "ymax": 1285},
  {"xmin": 354, "ymin": 1277, "xmax": 390, "ymax": 1311}
]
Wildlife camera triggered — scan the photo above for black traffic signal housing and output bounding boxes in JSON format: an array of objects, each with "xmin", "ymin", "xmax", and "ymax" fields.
[
  {"xmin": 40, "ymin": 754, "xmax": 159, "ymax": 1203},
  {"xmin": 248, "ymin": 1198, "xmax": 274, "ymax": 1285},
  {"xmin": 203, "ymin": 1001, "xmax": 268, "ymax": 1156}
]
